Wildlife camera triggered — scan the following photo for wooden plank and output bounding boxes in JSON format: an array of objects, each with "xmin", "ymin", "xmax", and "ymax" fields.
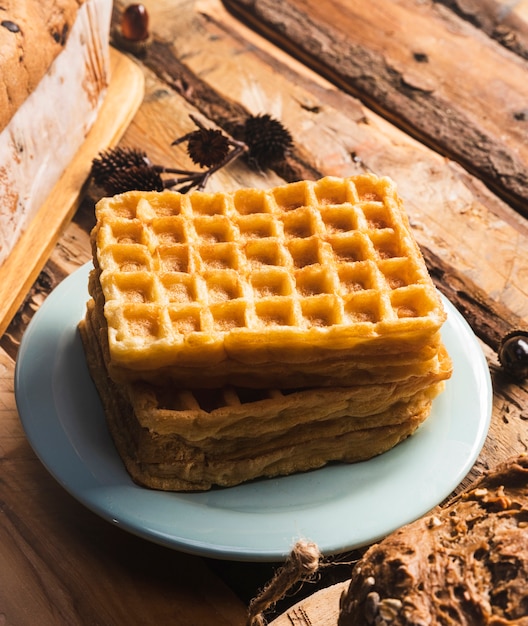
[
  {"xmin": 222, "ymin": 0, "xmax": 528, "ymax": 216},
  {"xmin": 268, "ymin": 582, "xmax": 347, "ymax": 626},
  {"xmin": 0, "ymin": 48, "xmax": 144, "ymax": 338}
]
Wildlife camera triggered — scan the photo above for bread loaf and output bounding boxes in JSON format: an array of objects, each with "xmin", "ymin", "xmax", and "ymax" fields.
[
  {"xmin": 0, "ymin": 0, "xmax": 111, "ymax": 265},
  {"xmin": 0, "ymin": 0, "xmax": 82, "ymax": 132},
  {"xmin": 338, "ymin": 455, "xmax": 528, "ymax": 625}
]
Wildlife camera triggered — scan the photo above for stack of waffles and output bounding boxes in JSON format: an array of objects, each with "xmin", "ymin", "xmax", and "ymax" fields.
[{"xmin": 79, "ymin": 174, "xmax": 453, "ymax": 491}]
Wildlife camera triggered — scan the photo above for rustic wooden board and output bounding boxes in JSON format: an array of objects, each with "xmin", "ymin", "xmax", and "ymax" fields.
[
  {"xmin": 222, "ymin": 0, "xmax": 528, "ymax": 215},
  {"xmin": 269, "ymin": 581, "xmax": 347, "ymax": 626},
  {"xmin": 0, "ymin": 48, "xmax": 144, "ymax": 338}
]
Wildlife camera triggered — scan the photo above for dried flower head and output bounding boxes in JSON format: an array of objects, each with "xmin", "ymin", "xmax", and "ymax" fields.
[
  {"xmin": 186, "ymin": 127, "xmax": 231, "ymax": 168},
  {"xmin": 91, "ymin": 147, "xmax": 150, "ymax": 187},
  {"xmin": 91, "ymin": 113, "xmax": 292, "ymax": 198},
  {"xmin": 243, "ymin": 113, "xmax": 293, "ymax": 169},
  {"xmin": 102, "ymin": 164, "xmax": 164, "ymax": 195}
]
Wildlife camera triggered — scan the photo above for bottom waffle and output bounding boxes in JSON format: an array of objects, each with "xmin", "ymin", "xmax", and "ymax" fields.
[{"xmin": 79, "ymin": 298, "xmax": 451, "ymax": 491}]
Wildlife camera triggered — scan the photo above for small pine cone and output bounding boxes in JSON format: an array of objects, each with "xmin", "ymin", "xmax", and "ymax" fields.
[
  {"xmin": 186, "ymin": 128, "xmax": 230, "ymax": 168},
  {"xmin": 91, "ymin": 147, "xmax": 150, "ymax": 187},
  {"xmin": 243, "ymin": 113, "xmax": 293, "ymax": 169},
  {"xmin": 102, "ymin": 164, "xmax": 164, "ymax": 195}
]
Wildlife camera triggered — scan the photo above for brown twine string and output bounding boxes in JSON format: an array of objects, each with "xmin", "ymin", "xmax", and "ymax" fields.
[{"xmin": 246, "ymin": 539, "xmax": 324, "ymax": 626}]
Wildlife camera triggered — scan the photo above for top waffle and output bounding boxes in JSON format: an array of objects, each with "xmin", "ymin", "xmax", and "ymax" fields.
[{"xmin": 91, "ymin": 174, "xmax": 448, "ymax": 387}]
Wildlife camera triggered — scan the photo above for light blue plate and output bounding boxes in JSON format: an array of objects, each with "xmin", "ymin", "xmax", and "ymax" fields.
[{"xmin": 15, "ymin": 263, "xmax": 492, "ymax": 562}]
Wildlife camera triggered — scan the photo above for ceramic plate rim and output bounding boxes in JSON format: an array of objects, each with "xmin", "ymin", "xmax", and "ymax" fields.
[{"xmin": 15, "ymin": 263, "xmax": 492, "ymax": 562}]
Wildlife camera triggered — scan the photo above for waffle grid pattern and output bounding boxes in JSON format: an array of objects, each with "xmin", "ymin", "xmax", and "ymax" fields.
[{"xmin": 93, "ymin": 175, "xmax": 445, "ymax": 367}]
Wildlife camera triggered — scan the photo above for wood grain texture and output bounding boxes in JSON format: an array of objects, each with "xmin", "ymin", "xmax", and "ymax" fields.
[{"xmin": 223, "ymin": 0, "xmax": 528, "ymax": 215}]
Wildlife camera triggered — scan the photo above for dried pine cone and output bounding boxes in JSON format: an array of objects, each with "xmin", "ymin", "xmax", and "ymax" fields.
[{"xmin": 243, "ymin": 113, "xmax": 293, "ymax": 169}]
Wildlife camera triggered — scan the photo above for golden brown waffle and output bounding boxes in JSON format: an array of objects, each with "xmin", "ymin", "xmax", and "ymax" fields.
[
  {"xmin": 79, "ymin": 295, "xmax": 451, "ymax": 491},
  {"xmin": 91, "ymin": 174, "xmax": 448, "ymax": 388}
]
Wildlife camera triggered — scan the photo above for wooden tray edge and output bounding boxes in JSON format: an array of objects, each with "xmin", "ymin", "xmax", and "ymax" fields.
[{"xmin": 0, "ymin": 47, "xmax": 144, "ymax": 337}]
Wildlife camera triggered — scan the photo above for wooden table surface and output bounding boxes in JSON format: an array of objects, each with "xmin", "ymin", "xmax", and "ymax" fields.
[{"xmin": 2, "ymin": 0, "xmax": 528, "ymax": 623}]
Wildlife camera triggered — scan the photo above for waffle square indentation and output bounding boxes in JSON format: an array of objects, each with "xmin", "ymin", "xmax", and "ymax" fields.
[
  {"xmin": 251, "ymin": 269, "xmax": 293, "ymax": 297},
  {"xmin": 160, "ymin": 275, "xmax": 197, "ymax": 303},
  {"xmin": 158, "ymin": 245, "xmax": 190, "ymax": 272}
]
